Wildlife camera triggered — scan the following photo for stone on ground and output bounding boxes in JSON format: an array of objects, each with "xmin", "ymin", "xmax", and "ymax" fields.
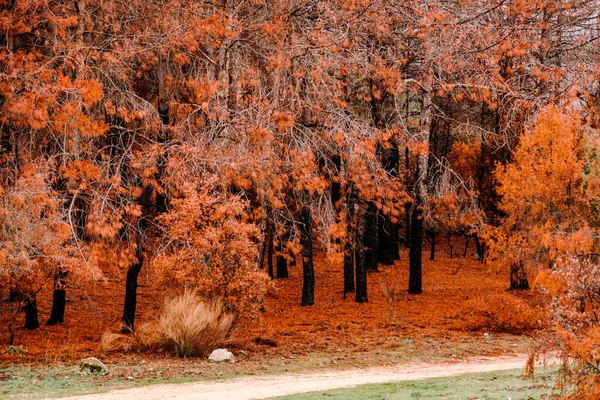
[
  {"xmin": 208, "ymin": 349, "xmax": 235, "ymax": 363},
  {"xmin": 80, "ymin": 357, "xmax": 109, "ymax": 374}
]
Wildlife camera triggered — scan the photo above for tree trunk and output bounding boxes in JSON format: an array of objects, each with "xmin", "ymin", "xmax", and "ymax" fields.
[
  {"xmin": 355, "ymin": 203, "xmax": 368, "ymax": 303},
  {"xmin": 122, "ymin": 254, "xmax": 143, "ymax": 332},
  {"xmin": 448, "ymin": 233, "xmax": 453, "ymax": 259},
  {"xmin": 463, "ymin": 235, "xmax": 471, "ymax": 257},
  {"xmin": 364, "ymin": 201, "xmax": 378, "ymax": 272},
  {"xmin": 24, "ymin": 296, "xmax": 39, "ymax": 330},
  {"xmin": 408, "ymin": 204, "xmax": 423, "ymax": 294},
  {"xmin": 428, "ymin": 230, "xmax": 436, "ymax": 261},
  {"xmin": 47, "ymin": 270, "xmax": 67, "ymax": 325},
  {"xmin": 408, "ymin": 92, "xmax": 431, "ymax": 295},
  {"xmin": 510, "ymin": 261, "xmax": 529, "ymax": 290},
  {"xmin": 121, "ymin": 186, "xmax": 151, "ymax": 333},
  {"xmin": 276, "ymin": 240, "xmax": 288, "ymax": 278},
  {"xmin": 47, "ymin": 290, "xmax": 66, "ymax": 326},
  {"xmin": 475, "ymin": 234, "xmax": 485, "ymax": 262},
  {"xmin": 300, "ymin": 206, "xmax": 315, "ymax": 306},
  {"xmin": 377, "ymin": 212, "xmax": 395, "ymax": 265},
  {"xmin": 267, "ymin": 229, "xmax": 274, "ymax": 279},
  {"xmin": 344, "ymin": 186, "xmax": 356, "ymax": 298}
]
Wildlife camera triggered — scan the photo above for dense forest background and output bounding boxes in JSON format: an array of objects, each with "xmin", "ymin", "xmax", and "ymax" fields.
[{"xmin": 1, "ymin": 0, "xmax": 600, "ymax": 396}]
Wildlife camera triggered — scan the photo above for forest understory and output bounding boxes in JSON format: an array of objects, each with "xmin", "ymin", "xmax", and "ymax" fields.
[{"xmin": 0, "ymin": 237, "xmax": 546, "ymax": 372}]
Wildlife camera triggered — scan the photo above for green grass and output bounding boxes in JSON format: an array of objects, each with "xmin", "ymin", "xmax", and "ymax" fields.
[
  {"xmin": 0, "ymin": 364, "xmax": 199, "ymax": 400},
  {"xmin": 269, "ymin": 368, "xmax": 559, "ymax": 400}
]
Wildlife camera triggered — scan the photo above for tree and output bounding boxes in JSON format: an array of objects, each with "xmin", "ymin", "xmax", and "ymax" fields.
[
  {"xmin": 487, "ymin": 105, "xmax": 597, "ymax": 288},
  {"xmin": 0, "ymin": 163, "xmax": 94, "ymax": 337}
]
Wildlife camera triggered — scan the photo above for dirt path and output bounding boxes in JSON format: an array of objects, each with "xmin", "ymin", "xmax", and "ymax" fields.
[{"xmin": 56, "ymin": 354, "xmax": 546, "ymax": 400}]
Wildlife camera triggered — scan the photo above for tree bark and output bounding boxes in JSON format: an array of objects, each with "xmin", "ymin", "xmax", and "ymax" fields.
[
  {"xmin": 475, "ymin": 234, "xmax": 485, "ymax": 262},
  {"xmin": 24, "ymin": 296, "xmax": 39, "ymax": 330},
  {"xmin": 300, "ymin": 206, "xmax": 315, "ymax": 306},
  {"xmin": 276, "ymin": 239, "xmax": 288, "ymax": 278},
  {"xmin": 364, "ymin": 201, "xmax": 379, "ymax": 272},
  {"xmin": 267, "ymin": 229, "xmax": 274, "ymax": 279},
  {"xmin": 355, "ymin": 202, "xmax": 368, "ymax": 303},
  {"xmin": 121, "ymin": 185, "xmax": 151, "ymax": 332},
  {"xmin": 408, "ymin": 91, "xmax": 431, "ymax": 295},
  {"xmin": 47, "ymin": 270, "xmax": 67, "ymax": 325},
  {"xmin": 428, "ymin": 230, "xmax": 436, "ymax": 261},
  {"xmin": 510, "ymin": 261, "xmax": 529, "ymax": 290},
  {"xmin": 122, "ymin": 253, "xmax": 143, "ymax": 332},
  {"xmin": 408, "ymin": 203, "xmax": 423, "ymax": 294},
  {"xmin": 344, "ymin": 186, "xmax": 356, "ymax": 298}
]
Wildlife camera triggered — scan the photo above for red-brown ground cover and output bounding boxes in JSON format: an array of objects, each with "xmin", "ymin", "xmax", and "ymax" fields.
[{"xmin": 0, "ymin": 238, "xmax": 547, "ymax": 366}]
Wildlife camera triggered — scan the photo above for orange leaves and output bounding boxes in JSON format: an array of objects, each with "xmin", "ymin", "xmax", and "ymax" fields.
[
  {"xmin": 272, "ymin": 111, "xmax": 294, "ymax": 132},
  {"xmin": 488, "ymin": 105, "xmax": 599, "ymax": 276},
  {"xmin": 154, "ymin": 168, "xmax": 268, "ymax": 320}
]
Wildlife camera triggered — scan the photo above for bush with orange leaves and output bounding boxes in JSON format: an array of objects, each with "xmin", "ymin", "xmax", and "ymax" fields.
[
  {"xmin": 540, "ymin": 256, "xmax": 600, "ymax": 399},
  {"xmin": 153, "ymin": 172, "xmax": 269, "ymax": 323},
  {"xmin": 461, "ymin": 293, "xmax": 548, "ymax": 334},
  {"xmin": 0, "ymin": 162, "xmax": 93, "ymax": 337}
]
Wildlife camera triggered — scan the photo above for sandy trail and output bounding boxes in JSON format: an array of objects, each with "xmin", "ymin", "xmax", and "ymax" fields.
[{"xmin": 56, "ymin": 354, "xmax": 548, "ymax": 400}]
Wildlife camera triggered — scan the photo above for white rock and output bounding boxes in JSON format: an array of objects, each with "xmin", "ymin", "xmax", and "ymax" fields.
[
  {"xmin": 207, "ymin": 349, "xmax": 235, "ymax": 363},
  {"xmin": 79, "ymin": 357, "xmax": 108, "ymax": 374}
]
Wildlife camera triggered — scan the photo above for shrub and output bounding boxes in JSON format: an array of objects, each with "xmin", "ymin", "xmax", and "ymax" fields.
[
  {"xmin": 461, "ymin": 293, "xmax": 547, "ymax": 334},
  {"xmin": 136, "ymin": 291, "xmax": 234, "ymax": 357}
]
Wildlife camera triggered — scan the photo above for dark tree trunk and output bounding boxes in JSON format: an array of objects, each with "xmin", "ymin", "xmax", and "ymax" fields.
[
  {"xmin": 267, "ymin": 229, "xmax": 274, "ymax": 279},
  {"xmin": 510, "ymin": 261, "xmax": 529, "ymax": 290},
  {"xmin": 463, "ymin": 235, "xmax": 471, "ymax": 257},
  {"xmin": 47, "ymin": 290, "xmax": 66, "ymax": 326},
  {"xmin": 448, "ymin": 233, "xmax": 453, "ymax": 259},
  {"xmin": 300, "ymin": 206, "xmax": 315, "ymax": 306},
  {"xmin": 475, "ymin": 234, "xmax": 485, "ymax": 262},
  {"xmin": 377, "ymin": 213, "xmax": 395, "ymax": 265},
  {"xmin": 355, "ymin": 203, "xmax": 368, "ymax": 303},
  {"xmin": 47, "ymin": 270, "xmax": 67, "ymax": 325},
  {"xmin": 364, "ymin": 201, "xmax": 378, "ymax": 272},
  {"xmin": 156, "ymin": 99, "xmax": 170, "ymax": 213},
  {"xmin": 331, "ymin": 155, "xmax": 342, "ymax": 209},
  {"xmin": 276, "ymin": 240, "xmax": 288, "ymax": 278},
  {"xmin": 122, "ymin": 254, "xmax": 143, "ymax": 332},
  {"xmin": 344, "ymin": 186, "xmax": 356, "ymax": 298},
  {"xmin": 24, "ymin": 296, "xmax": 39, "ymax": 330},
  {"xmin": 408, "ymin": 205, "xmax": 423, "ymax": 294},
  {"xmin": 9, "ymin": 288, "xmax": 22, "ymax": 302},
  {"xmin": 121, "ymin": 186, "xmax": 151, "ymax": 333},
  {"xmin": 428, "ymin": 230, "xmax": 436, "ymax": 261}
]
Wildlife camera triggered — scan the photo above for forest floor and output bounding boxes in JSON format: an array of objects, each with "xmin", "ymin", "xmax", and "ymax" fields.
[{"xmin": 0, "ymin": 237, "xmax": 551, "ymax": 398}]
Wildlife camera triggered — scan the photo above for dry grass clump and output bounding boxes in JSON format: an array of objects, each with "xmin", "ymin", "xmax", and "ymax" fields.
[
  {"xmin": 136, "ymin": 291, "xmax": 235, "ymax": 357},
  {"xmin": 98, "ymin": 331, "xmax": 136, "ymax": 353}
]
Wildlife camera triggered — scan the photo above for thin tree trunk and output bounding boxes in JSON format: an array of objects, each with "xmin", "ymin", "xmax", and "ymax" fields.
[
  {"xmin": 276, "ymin": 239, "xmax": 288, "ymax": 278},
  {"xmin": 355, "ymin": 202, "xmax": 368, "ymax": 303},
  {"xmin": 510, "ymin": 261, "xmax": 529, "ymax": 290},
  {"xmin": 267, "ymin": 229, "xmax": 274, "ymax": 279},
  {"xmin": 408, "ymin": 91, "xmax": 432, "ymax": 295},
  {"xmin": 122, "ymin": 254, "xmax": 143, "ymax": 332},
  {"xmin": 408, "ymin": 204, "xmax": 423, "ymax": 294},
  {"xmin": 378, "ymin": 213, "xmax": 395, "ymax": 265},
  {"xmin": 300, "ymin": 206, "xmax": 315, "ymax": 306},
  {"xmin": 121, "ymin": 185, "xmax": 151, "ymax": 333},
  {"xmin": 428, "ymin": 230, "xmax": 436, "ymax": 261},
  {"xmin": 24, "ymin": 296, "xmax": 39, "ymax": 330},
  {"xmin": 344, "ymin": 186, "xmax": 356, "ymax": 298},
  {"xmin": 475, "ymin": 234, "xmax": 485, "ymax": 262},
  {"xmin": 364, "ymin": 201, "xmax": 378, "ymax": 272},
  {"xmin": 47, "ymin": 270, "xmax": 67, "ymax": 325}
]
